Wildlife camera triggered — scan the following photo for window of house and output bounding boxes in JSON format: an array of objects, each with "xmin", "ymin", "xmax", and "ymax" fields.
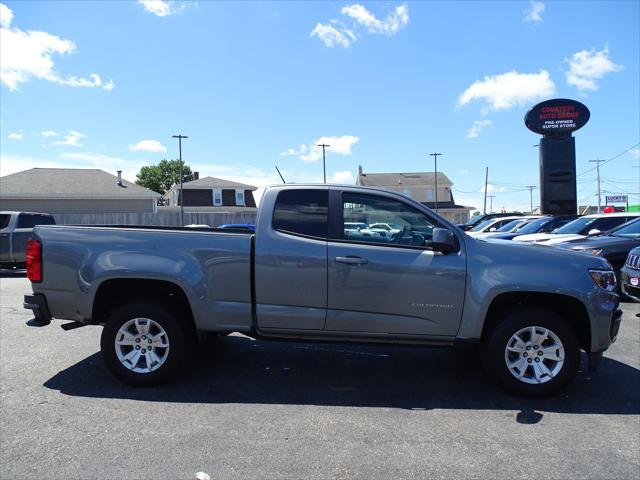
[
  {"xmin": 212, "ymin": 189, "xmax": 222, "ymax": 206},
  {"xmin": 236, "ymin": 189, "xmax": 245, "ymax": 206},
  {"xmin": 426, "ymin": 188, "xmax": 435, "ymax": 201},
  {"xmin": 273, "ymin": 189, "xmax": 328, "ymax": 239}
]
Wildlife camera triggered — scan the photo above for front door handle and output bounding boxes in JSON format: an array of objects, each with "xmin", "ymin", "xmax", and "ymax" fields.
[{"xmin": 335, "ymin": 256, "xmax": 368, "ymax": 265}]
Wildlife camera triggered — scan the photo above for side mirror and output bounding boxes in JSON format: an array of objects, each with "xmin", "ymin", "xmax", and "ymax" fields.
[
  {"xmin": 588, "ymin": 229, "xmax": 601, "ymax": 236},
  {"xmin": 431, "ymin": 228, "xmax": 457, "ymax": 254}
]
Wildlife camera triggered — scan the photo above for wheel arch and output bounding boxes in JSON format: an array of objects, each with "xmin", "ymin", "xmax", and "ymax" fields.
[
  {"xmin": 481, "ymin": 292, "xmax": 591, "ymax": 352},
  {"xmin": 92, "ymin": 278, "xmax": 196, "ymax": 333}
]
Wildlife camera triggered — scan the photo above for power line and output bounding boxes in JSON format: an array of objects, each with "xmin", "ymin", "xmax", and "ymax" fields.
[{"xmin": 576, "ymin": 141, "xmax": 640, "ymax": 177}]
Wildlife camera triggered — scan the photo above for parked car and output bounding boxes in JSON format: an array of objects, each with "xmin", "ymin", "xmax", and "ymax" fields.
[
  {"xmin": 553, "ymin": 218, "xmax": 640, "ymax": 286},
  {"xmin": 621, "ymin": 246, "xmax": 640, "ymax": 302},
  {"xmin": 0, "ymin": 212, "xmax": 55, "ymax": 269},
  {"xmin": 466, "ymin": 216, "xmax": 526, "ymax": 236},
  {"xmin": 343, "ymin": 222, "xmax": 380, "ymax": 239},
  {"xmin": 471, "ymin": 216, "xmax": 542, "ymax": 239},
  {"xmin": 368, "ymin": 222, "xmax": 402, "ymax": 237},
  {"xmin": 457, "ymin": 212, "xmax": 522, "ymax": 231},
  {"xmin": 23, "ymin": 184, "xmax": 621, "ymax": 397},
  {"xmin": 513, "ymin": 213, "xmax": 639, "ymax": 245},
  {"xmin": 484, "ymin": 215, "xmax": 580, "ymax": 241}
]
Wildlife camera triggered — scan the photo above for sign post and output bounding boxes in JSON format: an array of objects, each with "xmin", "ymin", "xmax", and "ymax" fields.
[{"xmin": 525, "ymin": 99, "xmax": 590, "ymax": 215}]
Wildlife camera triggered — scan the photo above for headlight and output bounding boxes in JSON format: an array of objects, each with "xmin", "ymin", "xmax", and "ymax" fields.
[{"xmin": 589, "ymin": 269, "xmax": 617, "ymax": 292}]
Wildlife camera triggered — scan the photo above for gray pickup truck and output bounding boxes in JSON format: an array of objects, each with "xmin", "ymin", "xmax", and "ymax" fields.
[
  {"xmin": 24, "ymin": 185, "xmax": 622, "ymax": 396},
  {"xmin": 1, "ymin": 211, "xmax": 56, "ymax": 269}
]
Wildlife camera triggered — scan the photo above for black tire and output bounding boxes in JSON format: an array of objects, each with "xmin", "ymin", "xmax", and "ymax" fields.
[
  {"xmin": 482, "ymin": 306, "xmax": 580, "ymax": 397},
  {"xmin": 100, "ymin": 300, "xmax": 194, "ymax": 386}
]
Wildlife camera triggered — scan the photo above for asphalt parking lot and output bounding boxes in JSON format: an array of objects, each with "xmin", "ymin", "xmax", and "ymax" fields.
[{"xmin": 1, "ymin": 273, "xmax": 639, "ymax": 480}]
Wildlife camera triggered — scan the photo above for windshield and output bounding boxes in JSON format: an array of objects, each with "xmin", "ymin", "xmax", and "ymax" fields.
[
  {"xmin": 515, "ymin": 217, "xmax": 551, "ymax": 234},
  {"xmin": 611, "ymin": 219, "xmax": 640, "ymax": 238},
  {"xmin": 553, "ymin": 217, "xmax": 598, "ymax": 234},
  {"xmin": 496, "ymin": 219, "xmax": 526, "ymax": 232},
  {"xmin": 470, "ymin": 218, "xmax": 495, "ymax": 232}
]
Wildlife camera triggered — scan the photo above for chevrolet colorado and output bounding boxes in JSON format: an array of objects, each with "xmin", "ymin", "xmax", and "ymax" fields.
[{"xmin": 24, "ymin": 185, "xmax": 622, "ymax": 396}]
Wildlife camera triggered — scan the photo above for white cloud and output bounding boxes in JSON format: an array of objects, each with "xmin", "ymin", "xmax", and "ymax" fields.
[
  {"xmin": 480, "ymin": 184, "xmax": 507, "ymax": 194},
  {"xmin": 630, "ymin": 148, "xmax": 640, "ymax": 159},
  {"xmin": 0, "ymin": 3, "xmax": 114, "ymax": 91},
  {"xmin": 129, "ymin": 139, "xmax": 167, "ymax": 153},
  {"xmin": 564, "ymin": 45, "xmax": 622, "ymax": 92},
  {"xmin": 280, "ymin": 144, "xmax": 309, "ymax": 156},
  {"xmin": 138, "ymin": 0, "xmax": 185, "ymax": 17},
  {"xmin": 458, "ymin": 70, "xmax": 555, "ymax": 112},
  {"xmin": 52, "ymin": 130, "xmax": 86, "ymax": 147},
  {"xmin": 523, "ymin": 1, "xmax": 545, "ymax": 23},
  {"xmin": 341, "ymin": 3, "xmax": 409, "ymax": 35},
  {"xmin": 0, "ymin": 2, "xmax": 12, "ymax": 28},
  {"xmin": 310, "ymin": 23, "xmax": 356, "ymax": 48},
  {"xmin": 8, "ymin": 131, "xmax": 23, "ymax": 140},
  {"xmin": 40, "ymin": 130, "xmax": 58, "ymax": 138},
  {"xmin": 466, "ymin": 120, "xmax": 492, "ymax": 139},
  {"xmin": 285, "ymin": 135, "xmax": 360, "ymax": 162},
  {"xmin": 330, "ymin": 170, "xmax": 354, "ymax": 183}
]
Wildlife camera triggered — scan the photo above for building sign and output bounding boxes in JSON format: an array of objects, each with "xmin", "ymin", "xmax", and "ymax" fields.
[
  {"xmin": 606, "ymin": 195, "xmax": 628, "ymax": 203},
  {"xmin": 524, "ymin": 99, "xmax": 590, "ymax": 136}
]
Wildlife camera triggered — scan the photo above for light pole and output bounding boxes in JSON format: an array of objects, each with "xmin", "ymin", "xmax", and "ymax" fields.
[
  {"xmin": 318, "ymin": 144, "xmax": 330, "ymax": 183},
  {"xmin": 429, "ymin": 153, "xmax": 442, "ymax": 213},
  {"xmin": 526, "ymin": 185, "xmax": 536, "ymax": 214},
  {"xmin": 172, "ymin": 134, "xmax": 188, "ymax": 226}
]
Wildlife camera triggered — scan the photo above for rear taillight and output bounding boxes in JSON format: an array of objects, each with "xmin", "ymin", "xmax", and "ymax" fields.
[{"xmin": 26, "ymin": 238, "xmax": 42, "ymax": 282}]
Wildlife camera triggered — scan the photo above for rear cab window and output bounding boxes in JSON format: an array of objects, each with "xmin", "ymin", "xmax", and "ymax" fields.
[{"xmin": 272, "ymin": 189, "xmax": 329, "ymax": 239}]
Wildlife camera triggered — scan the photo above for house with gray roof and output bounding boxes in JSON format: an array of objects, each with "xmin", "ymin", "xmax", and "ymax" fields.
[
  {"xmin": 356, "ymin": 166, "xmax": 473, "ymax": 224},
  {"xmin": 0, "ymin": 168, "xmax": 160, "ymax": 214},
  {"xmin": 163, "ymin": 174, "xmax": 258, "ymax": 209}
]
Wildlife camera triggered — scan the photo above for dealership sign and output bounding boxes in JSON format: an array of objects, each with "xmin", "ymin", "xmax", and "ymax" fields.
[
  {"xmin": 606, "ymin": 195, "xmax": 628, "ymax": 203},
  {"xmin": 524, "ymin": 99, "xmax": 590, "ymax": 136}
]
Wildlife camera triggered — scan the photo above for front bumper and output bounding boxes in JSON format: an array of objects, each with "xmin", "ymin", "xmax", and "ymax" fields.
[
  {"xmin": 23, "ymin": 294, "xmax": 52, "ymax": 326},
  {"xmin": 621, "ymin": 266, "xmax": 640, "ymax": 302}
]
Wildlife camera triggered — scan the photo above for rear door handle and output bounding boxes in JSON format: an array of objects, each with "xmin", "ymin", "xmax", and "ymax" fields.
[{"xmin": 335, "ymin": 256, "xmax": 368, "ymax": 265}]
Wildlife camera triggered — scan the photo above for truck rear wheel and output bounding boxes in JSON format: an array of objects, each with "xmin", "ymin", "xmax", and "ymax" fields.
[
  {"xmin": 100, "ymin": 300, "xmax": 194, "ymax": 386},
  {"xmin": 482, "ymin": 306, "xmax": 580, "ymax": 397}
]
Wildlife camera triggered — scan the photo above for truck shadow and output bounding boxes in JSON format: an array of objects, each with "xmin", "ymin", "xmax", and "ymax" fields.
[{"xmin": 44, "ymin": 334, "xmax": 640, "ymax": 422}]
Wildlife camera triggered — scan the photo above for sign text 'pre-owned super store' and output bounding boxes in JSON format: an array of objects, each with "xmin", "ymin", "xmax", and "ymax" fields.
[{"xmin": 525, "ymin": 99, "xmax": 591, "ymax": 136}]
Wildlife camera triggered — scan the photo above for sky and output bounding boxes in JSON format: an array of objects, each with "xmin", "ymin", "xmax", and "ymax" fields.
[{"xmin": 1, "ymin": 0, "xmax": 639, "ymax": 211}]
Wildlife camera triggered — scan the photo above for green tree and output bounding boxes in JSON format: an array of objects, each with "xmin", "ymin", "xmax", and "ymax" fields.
[{"xmin": 135, "ymin": 159, "xmax": 193, "ymax": 194}]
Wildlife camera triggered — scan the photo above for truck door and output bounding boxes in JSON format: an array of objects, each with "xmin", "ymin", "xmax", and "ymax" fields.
[
  {"xmin": 326, "ymin": 190, "xmax": 466, "ymax": 337},
  {"xmin": 254, "ymin": 188, "xmax": 329, "ymax": 331}
]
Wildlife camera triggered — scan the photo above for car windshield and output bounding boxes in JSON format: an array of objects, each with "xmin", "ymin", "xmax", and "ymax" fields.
[
  {"xmin": 553, "ymin": 217, "xmax": 598, "ymax": 234},
  {"xmin": 470, "ymin": 218, "xmax": 496, "ymax": 232},
  {"xmin": 462, "ymin": 215, "xmax": 484, "ymax": 226},
  {"xmin": 611, "ymin": 219, "xmax": 640, "ymax": 238},
  {"xmin": 496, "ymin": 219, "xmax": 526, "ymax": 232},
  {"xmin": 514, "ymin": 217, "xmax": 551, "ymax": 234}
]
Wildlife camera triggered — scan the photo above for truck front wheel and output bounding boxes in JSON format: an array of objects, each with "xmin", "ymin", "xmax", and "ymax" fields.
[
  {"xmin": 100, "ymin": 300, "xmax": 193, "ymax": 386},
  {"xmin": 482, "ymin": 307, "xmax": 580, "ymax": 397}
]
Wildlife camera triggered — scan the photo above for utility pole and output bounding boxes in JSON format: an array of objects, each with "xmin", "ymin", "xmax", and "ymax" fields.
[
  {"xmin": 488, "ymin": 194, "xmax": 495, "ymax": 213},
  {"xmin": 172, "ymin": 134, "xmax": 188, "ymax": 226},
  {"xmin": 318, "ymin": 144, "xmax": 330, "ymax": 183},
  {"xmin": 429, "ymin": 153, "xmax": 442, "ymax": 213},
  {"xmin": 589, "ymin": 158, "xmax": 604, "ymax": 213},
  {"xmin": 525, "ymin": 185, "xmax": 536, "ymax": 214},
  {"xmin": 483, "ymin": 167, "xmax": 489, "ymax": 214}
]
